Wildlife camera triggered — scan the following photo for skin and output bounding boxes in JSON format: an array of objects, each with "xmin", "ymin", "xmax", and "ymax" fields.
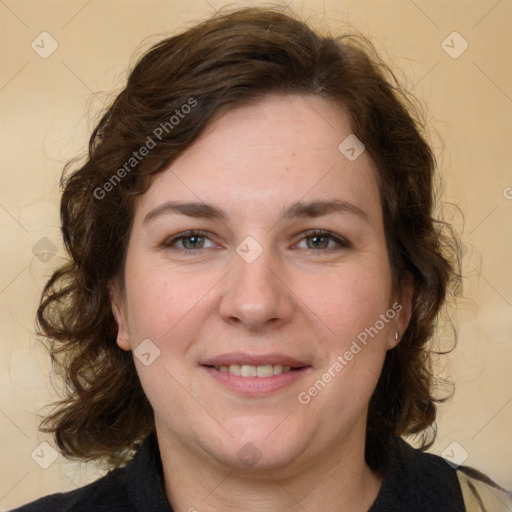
[{"xmin": 111, "ymin": 94, "xmax": 412, "ymax": 512}]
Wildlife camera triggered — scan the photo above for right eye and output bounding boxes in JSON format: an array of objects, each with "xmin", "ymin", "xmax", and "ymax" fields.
[{"xmin": 161, "ymin": 230, "xmax": 218, "ymax": 253}]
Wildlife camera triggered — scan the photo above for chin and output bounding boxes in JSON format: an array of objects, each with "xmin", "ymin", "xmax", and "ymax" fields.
[{"xmin": 201, "ymin": 414, "xmax": 310, "ymax": 472}]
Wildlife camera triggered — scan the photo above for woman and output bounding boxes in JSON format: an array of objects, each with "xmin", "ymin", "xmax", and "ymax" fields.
[{"xmin": 13, "ymin": 6, "xmax": 511, "ymax": 512}]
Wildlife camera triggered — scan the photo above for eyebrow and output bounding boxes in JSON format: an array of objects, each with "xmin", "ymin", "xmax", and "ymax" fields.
[
  {"xmin": 283, "ymin": 199, "xmax": 368, "ymax": 221},
  {"xmin": 143, "ymin": 199, "xmax": 368, "ymax": 224}
]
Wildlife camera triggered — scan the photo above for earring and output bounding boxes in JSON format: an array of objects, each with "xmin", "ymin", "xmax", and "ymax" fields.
[{"xmin": 394, "ymin": 329, "xmax": 400, "ymax": 341}]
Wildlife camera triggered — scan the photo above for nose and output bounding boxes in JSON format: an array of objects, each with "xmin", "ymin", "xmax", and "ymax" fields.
[{"xmin": 218, "ymin": 246, "xmax": 295, "ymax": 332}]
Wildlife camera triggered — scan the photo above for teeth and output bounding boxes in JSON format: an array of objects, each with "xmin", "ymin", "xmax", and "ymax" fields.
[
  {"xmin": 241, "ymin": 364, "xmax": 257, "ymax": 377},
  {"xmin": 227, "ymin": 364, "xmax": 240, "ymax": 375},
  {"xmin": 273, "ymin": 364, "xmax": 283, "ymax": 375},
  {"xmin": 256, "ymin": 365, "xmax": 274, "ymax": 377},
  {"xmin": 214, "ymin": 364, "xmax": 295, "ymax": 377}
]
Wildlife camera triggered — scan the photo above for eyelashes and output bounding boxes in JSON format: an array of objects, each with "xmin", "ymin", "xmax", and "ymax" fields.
[
  {"xmin": 296, "ymin": 229, "xmax": 351, "ymax": 251},
  {"xmin": 160, "ymin": 229, "xmax": 352, "ymax": 255},
  {"xmin": 162, "ymin": 230, "xmax": 217, "ymax": 251}
]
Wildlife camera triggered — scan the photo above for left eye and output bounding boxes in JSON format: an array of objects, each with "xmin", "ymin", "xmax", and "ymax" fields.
[
  {"xmin": 178, "ymin": 235, "xmax": 209, "ymax": 250},
  {"xmin": 295, "ymin": 231, "xmax": 350, "ymax": 250}
]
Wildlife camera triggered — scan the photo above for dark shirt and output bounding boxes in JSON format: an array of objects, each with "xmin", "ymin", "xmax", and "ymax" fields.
[{"xmin": 10, "ymin": 434, "xmax": 489, "ymax": 511}]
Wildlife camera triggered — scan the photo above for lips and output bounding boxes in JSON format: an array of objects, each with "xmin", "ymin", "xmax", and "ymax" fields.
[{"xmin": 200, "ymin": 353, "xmax": 310, "ymax": 394}]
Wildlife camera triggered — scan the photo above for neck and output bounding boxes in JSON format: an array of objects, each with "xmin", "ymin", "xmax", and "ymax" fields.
[{"xmin": 156, "ymin": 424, "xmax": 382, "ymax": 512}]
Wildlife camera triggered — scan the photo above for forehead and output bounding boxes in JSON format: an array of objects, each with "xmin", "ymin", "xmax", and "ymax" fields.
[{"xmin": 135, "ymin": 94, "xmax": 381, "ymax": 224}]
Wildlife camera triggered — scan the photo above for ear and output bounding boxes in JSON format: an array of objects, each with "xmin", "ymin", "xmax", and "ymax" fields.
[
  {"xmin": 108, "ymin": 279, "xmax": 131, "ymax": 351},
  {"xmin": 387, "ymin": 272, "xmax": 414, "ymax": 350}
]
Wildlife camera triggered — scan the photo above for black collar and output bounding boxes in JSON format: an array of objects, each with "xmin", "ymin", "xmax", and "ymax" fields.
[
  {"xmin": 124, "ymin": 432, "xmax": 173, "ymax": 512},
  {"xmin": 123, "ymin": 433, "xmax": 465, "ymax": 512}
]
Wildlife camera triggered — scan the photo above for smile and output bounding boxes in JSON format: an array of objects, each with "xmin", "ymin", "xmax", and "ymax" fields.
[
  {"xmin": 202, "ymin": 365, "xmax": 310, "ymax": 396},
  {"xmin": 200, "ymin": 353, "xmax": 311, "ymax": 395},
  {"xmin": 213, "ymin": 364, "xmax": 293, "ymax": 377}
]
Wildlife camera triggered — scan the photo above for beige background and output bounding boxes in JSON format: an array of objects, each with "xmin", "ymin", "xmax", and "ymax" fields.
[{"xmin": 1, "ymin": 0, "xmax": 511, "ymax": 508}]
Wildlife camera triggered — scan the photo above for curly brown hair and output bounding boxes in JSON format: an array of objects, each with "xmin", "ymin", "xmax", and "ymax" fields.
[{"xmin": 37, "ymin": 6, "xmax": 461, "ymax": 472}]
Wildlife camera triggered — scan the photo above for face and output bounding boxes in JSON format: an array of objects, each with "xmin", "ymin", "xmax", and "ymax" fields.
[{"xmin": 112, "ymin": 94, "xmax": 411, "ymax": 474}]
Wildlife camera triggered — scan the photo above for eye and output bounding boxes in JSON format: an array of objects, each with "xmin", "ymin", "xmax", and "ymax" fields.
[
  {"xmin": 162, "ymin": 230, "xmax": 218, "ymax": 252},
  {"xmin": 295, "ymin": 230, "xmax": 351, "ymax": 251}
]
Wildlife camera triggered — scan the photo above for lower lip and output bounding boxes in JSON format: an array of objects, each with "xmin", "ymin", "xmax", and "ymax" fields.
[{"xmin": 202, "ymin": 366, "xmax": 311, "ymax": 396}]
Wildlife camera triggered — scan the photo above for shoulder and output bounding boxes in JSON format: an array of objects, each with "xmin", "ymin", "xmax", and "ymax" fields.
[
  {"xmin": 371, "ymin": 438, "xmax": 512, "ymax": 512},
  {"xmin": 371, "ymin": 438, "xmax": 465, "ymax": 511},
  {"xmin": 10, "ymin": 433, "xmax": 171, "ymax": 512},
  {"xmin": 456, "ymin": 465, "xmax": 512, "ymax": 512},
  {"xmin": 396, "ymin": 438, "xmax": 467, "ymax": 509},
  {"xmin": 10, "ymin": 466, "xmax": 131, "ymax": 512}
]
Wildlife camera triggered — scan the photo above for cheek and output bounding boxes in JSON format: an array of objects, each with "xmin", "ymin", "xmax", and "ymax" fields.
[
  {"xmin": 123, "ymin": 258, "xmax": 218, "ymax": 346},
  {"xmin": 304, "ymin": 261, "xmax": 393, "ymax": 342},
  {"xmin": 296, "ymin": 271, "xmax": 393, "ymax": 417}
]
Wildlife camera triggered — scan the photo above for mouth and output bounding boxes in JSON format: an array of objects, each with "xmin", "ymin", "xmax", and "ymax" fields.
[
  {"xmin": 200, "ymin": 353, "xmax": 311, "ymax": 396},
  {"xmin": 207, "ymin": 363, "xmax": 301, "ymax": 377}
]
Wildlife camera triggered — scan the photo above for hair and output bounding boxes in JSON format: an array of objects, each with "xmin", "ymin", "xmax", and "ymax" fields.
[{"xmin": 37, "ymin": 6, "xmax": 461, "ymax": 472}]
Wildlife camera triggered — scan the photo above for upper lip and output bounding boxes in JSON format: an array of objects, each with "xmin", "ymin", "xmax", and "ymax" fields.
[{"xmin": 200, "ymin": 352, "xmax": 310, "ymax": 368}]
